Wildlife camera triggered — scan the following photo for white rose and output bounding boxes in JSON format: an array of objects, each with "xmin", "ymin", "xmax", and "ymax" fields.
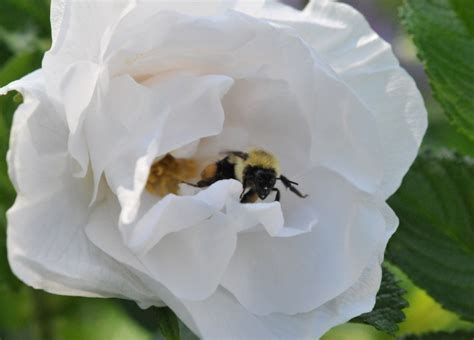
[{"xmin": 2, "ymin": 0, "xmax": 427, "ymax": 339}]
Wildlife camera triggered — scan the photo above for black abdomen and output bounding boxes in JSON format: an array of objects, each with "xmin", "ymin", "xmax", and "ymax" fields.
[{"xmin": 196, "ymin": 157, "xmax": 236, "ymax": 187}]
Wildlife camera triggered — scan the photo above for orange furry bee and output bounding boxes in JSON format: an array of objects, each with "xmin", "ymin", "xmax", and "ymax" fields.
[{"xmin": 187, "ymin": 149, "xmax": 308, "ymax": 203}]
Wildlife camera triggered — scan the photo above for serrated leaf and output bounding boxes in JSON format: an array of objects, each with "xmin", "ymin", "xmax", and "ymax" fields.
[
  {"xmin": 400, "ymin": 330, "xmax": 474, "ymax": 340},
  {"xmin": 401, "ymin": 0, "xmax": 474, "ymax": 141},
  {"xmin": 423, "ymin": 101, "xmax": 474, "ymax": 159},
  {"xmin": 352, "ymin": 266, "xmax": 408, "ymax": 334},
  {"xmin": 387, "ymin": 150, "xmax": 474, "ymax": 321}
]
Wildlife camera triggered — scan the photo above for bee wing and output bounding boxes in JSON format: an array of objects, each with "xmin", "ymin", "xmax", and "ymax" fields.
[{"xmin": 220, "ymin": 150, "xmax": 249, "ymax": 160}]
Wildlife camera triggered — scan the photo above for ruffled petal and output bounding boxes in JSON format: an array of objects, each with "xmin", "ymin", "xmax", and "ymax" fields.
[
  {"xmin": 84, "ymin": 192, "xmax": 385, "ymax": 340},
  {"xmin": 87, "ymin": 192, "xmax": 238, "ymax": 301},
  {"xmin": 261, "ymin": 0, "xmax": 428, "ymax": 198},
  {"xmin": 2, "ymin": 72, "xmax": 67, "ymax": 194},
  {"xmin": 5, "ymin": 72, "xmax": 153, "ymax": 302},
  {"xmin": 100, "ymin": 73, "xmax": 233, "ymax": 224},
  {"xmin": 49, "ymin": 0, "xmax": 265, "ymax": 70},
  {"xmin": 142, "ymin": 212, "xmax": 237, "ymax": 301},
  {"xmin": 221, "ymin": 167, "xmax": 387, "ymax": 315},
  {"xmin": 173, "ymin": 199, "xmax": 398, "ymax": 338},
  {"xmin": 46, "ymin": 1, "xmax": 134, "ymax": 101},
  {"xmin": 206, "ymin": 77, "xmax": 312, "ymax": 176},
  {"xmin": 85, "ymin": 180, "xmax": 397, "ymax": 340},
  {"xmin": 8, "ymin": 192, "xmax": 153, "ymax": 303},
  {"xmin": 123, "ymin": 180, "xmax": 242, "ymax": 255},
  {"xmin": 181, "ymin": 259, "xmax": 382, "ymax": 340}
]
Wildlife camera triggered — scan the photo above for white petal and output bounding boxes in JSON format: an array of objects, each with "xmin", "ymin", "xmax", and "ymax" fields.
[
  {"xmin": 102, "ymin": 2, "xmax": 265, "ymax": 63},
  {"xmin": 3, "ymin": 71, "xmax": 68, "ymax": 196},
  {"xmin": 84, "ymin": 185, "xmax": 394, "ymax": 340},
  {"xmin": 49, "ymin": 0, "xmax": 133, "ymax": 55},
  {"xmin": 181, "ymin": 259, "xmax": 382, "ymax": 340},
  {"xmin": 118, "ymin": 10, "xmax": 385, "ymax": 194},
  {"xmin": 99, "ymin": 73, "xmax": 232, "ymax": 224},
  {"xmin": 5, "ymin": 74, "xmax": 153, "ymax": 302},
  {"xmin": 221, "ymin": 167, "xmax": 387, "ymax": 315},
  {"xmin": 8, "ymin": 192, "xmax": 153, "ymax": 303},
  {"xmin": 262, "ymin": 0, "xmax": 428, "ymax": 198},
  {"xmin": 59, "ymin": 61, "xmax": 102, "ymax": 177},
  {"xmin": 144, "ymin": 73, "xmax": 233, "ymax": 156},
  {"xmin": 309, "ymin": 65, "xmax": 384, "ymax": 194},
  {"xmin": 133, "ymin": 0, "xmax": 266, "ymax": 17},
  {"xmin": 227, "ymin": 200, "xmax": 283, "ymax": 234},
  {"xmin": 226, "ymin": 199, "xmax": 311, "ymax": 237},
  {"xmin": 87, "ymin": 73, "xmax": 165, "ymax": 205},
  {"xmin": 49, "ymin": 0, "xmax": 265, "ymax": 74},
  {"xmin": 83, "ymin": 200, "xmax": 206, "ymax": 334},
  {"xmin": 87, "ymin": 193, "xmax": 238, "ymax": 301},
  {"xmin": 211, "ymin": 77, "xmax": 312, "ymax": 176},
  {"xmin": 124, "ymin": 180, "xmax": 242, "ymax": 255},
  {"xmin": 142, "ymin": 212, "xmax": 237, "ymax": 301},
  {"xmin": 1, "ymin": 70, "xmax": 68, "ymax": 158},
  {"xmin": 45, "ymin": 1, "xmax": 134, "ymax": 101}
]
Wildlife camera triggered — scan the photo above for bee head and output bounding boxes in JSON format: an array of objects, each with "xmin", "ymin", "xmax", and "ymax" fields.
[{"xmin": 253, "ymin": 169, "xmax": 277, "ymax": 200}]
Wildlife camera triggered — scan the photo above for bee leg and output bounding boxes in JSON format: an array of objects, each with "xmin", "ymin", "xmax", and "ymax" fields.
[
  {"xmin": 182, "ymin": 177, "xmax": 218, "ymax": 188},
  {"xmin": 181, "ymin": 181, "xmax": 200, "ymax": 187},
  {"xmin": 240, "ymin": 187, "xmax": 247, "ymax": 199},
  {"xmin": 279, "ymin": 175, "xmax": 308, "ymax": 198},
  {"xmin": 240, "ymin": 179, "xmax": 251, "ymax": 199},
  {"xmin": 272, "ymin": 188, "xmax": 281, "ymax": 202},
  {"xmin": 241, "ymin": 189, "xmax": 258, "ymax": 203}
]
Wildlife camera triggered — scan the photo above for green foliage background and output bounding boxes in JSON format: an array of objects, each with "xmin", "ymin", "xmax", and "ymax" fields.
[{"xmin": 0, "ymin": 0, "xmax": 473, "ymax": 339}]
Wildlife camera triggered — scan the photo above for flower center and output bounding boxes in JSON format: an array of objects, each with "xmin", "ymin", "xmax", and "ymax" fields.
[{"xmin": 146, "ymin": 154, "xmax": 197, "ymax": 197}]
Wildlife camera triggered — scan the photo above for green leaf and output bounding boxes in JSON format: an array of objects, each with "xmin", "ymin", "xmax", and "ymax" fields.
[
  {"xmin": 423, "ymin": 99, "xmax": 474, "ymax": 159},
  {"xmin": 0, "ymin": 0, "xmax": 51, "ymax": 39},
  {"xmin": 0, "ymin": 51, "xmax": 43, "ymax": 291},
  {"xmin": 0, "ymin": 27, "xmax": 51, "ymax": 55},
  {"xmin": 352, "ymin": 266, "xmax": 408, "ymax": 334},
  {"xmin": 400, "ymin": 330, "xmax": 474, "ymax": 340},
  {"xmin": 120, "ymin": 301, "xmax": 199, "ymax": 339},
  {"xmin": 178, "ymin": 321, "xmax": 199, "ymax": 340},
  {"xmin": 0, "ymin": 209, "xmax": 21, "ymax": 290},
  {"xmin": 0, "ymin": 52, "xmax": 42, "ymax": 209},
  {"xmin": 0, "ymin": 95, "xmax": 18, "ymax": 291},
  {"xmin": 386, "ymin": 150, "xmax": 474, "ymax": 321},
  {"xmin": 0, "ymin": 51, "xmax": 43, "ymax": 87},
  {"xmin": 46, "ymin": 297, "xmax": 150, "ymax": 340},
  {"xmin": 156, "ymin": 307, "xmax": 180, "ymax": 340},
  {"xmin": 120, "ymin": 300, "xmax": 160, "ymax": 333},
  {"xmin": 0, "ymin": 53, "xmax": 41, "ymax": 198},
  {"xmin": 400, "ymin": 0, "xmax": 474, "ymax": 141}
]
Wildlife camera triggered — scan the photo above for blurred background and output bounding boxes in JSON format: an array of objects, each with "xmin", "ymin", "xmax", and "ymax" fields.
[{"xmin": 1, "ymin": 1, "xmax": 473, "ymax": 339}]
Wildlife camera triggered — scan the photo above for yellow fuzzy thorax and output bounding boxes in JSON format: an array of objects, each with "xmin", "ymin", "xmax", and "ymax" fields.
[{"xmin": 234, "ymin": 149, "xmax": 280, "ymax": 181}]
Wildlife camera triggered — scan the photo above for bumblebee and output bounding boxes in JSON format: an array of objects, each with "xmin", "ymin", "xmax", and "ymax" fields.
[{"xmin": 187, "ymin": 149, "xmax": 308, "ymax": 203}]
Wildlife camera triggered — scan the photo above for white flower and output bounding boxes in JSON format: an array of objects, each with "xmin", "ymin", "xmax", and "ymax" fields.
[{"xmin": 2, "ymin": 0, "xmax": 427, "ymax": 339}]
